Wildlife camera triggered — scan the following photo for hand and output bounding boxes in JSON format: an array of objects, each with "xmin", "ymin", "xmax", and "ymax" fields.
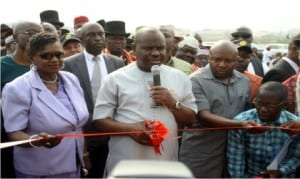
[
  {"xmin": 128, "ymin": 121, "xmax": 153, "ymax": 146},
  {"xmin": 280, "ymin": 120, "xmax": 300, "ymax": 134},
  {"xmin": 259, "ymin": 170, "xmax": 282, "ymax": 178},
  {"xmin": 243, "ymin": 121, "xmax": 271, "ymax": 133},
  {"xmin": 33, "ymin": 132, "xmax": 63, "ymax": 148},
  {"xmin": 81, "ymin": 151, "xmax": 91, "ymax": 177},
  {"xmin": 83, "ymin": 154, "xmax": 91, "ymax": 171},
  {"xmin": 150, "ymin": 86, "xmax": 176, "ymax": 109}
]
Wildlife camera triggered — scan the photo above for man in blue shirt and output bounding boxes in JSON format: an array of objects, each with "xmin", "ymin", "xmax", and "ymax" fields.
[{"xmin": 227, "ymin": 81, "xmax": 300, "ymax": 178}]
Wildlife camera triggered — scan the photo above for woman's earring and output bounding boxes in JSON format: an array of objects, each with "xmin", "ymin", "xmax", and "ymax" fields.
[{"xmin": 30, "ymin": 64, "xmax": 37, "ymax": 71}]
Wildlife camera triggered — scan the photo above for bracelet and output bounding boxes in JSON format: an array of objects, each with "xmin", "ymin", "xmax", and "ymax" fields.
[
  {"xmin": 29, "ymin": 134, "xmax": 39, "ymax": 148},
  {"xmin": 83, "ymin": 152, "xmax": 90, "ymax": 157}
]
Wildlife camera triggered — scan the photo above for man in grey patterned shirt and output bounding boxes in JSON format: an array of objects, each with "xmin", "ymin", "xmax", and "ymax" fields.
[{"xmin": 179, "ymin": 40, "xmax": 259, "ymax": 178}]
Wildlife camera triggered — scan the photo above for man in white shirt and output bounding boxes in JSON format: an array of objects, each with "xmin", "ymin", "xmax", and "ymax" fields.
[{"xmin": 93, "ymin": 27, "xmax": 197, "ymax": 176}]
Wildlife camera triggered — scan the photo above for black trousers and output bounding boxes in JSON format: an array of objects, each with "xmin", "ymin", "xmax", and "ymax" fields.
[
  {"xmin": 84, "ymin": 136, "xmax": 109, "ymax": 178},
  {"xmin": 1, "ymin": 147, "xmax": 16, "ymax": 178},
  {"xmin": 1, "ymin": 117, "xmax": 16, "ymax": 178}
]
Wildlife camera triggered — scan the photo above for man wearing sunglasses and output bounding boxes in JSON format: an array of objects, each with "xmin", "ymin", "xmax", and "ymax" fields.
[{"xmin": 231, "ymin": 26, "xmax": 269, "ymax": 77}]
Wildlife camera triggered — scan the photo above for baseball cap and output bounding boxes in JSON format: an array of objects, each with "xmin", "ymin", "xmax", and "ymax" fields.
[
  {"xmin": 60, "ymin": 33, "xmax": 81, "ymax": 46},
  {"xmin": 235, "ymin": 40, "xmax": 252, "ymax": 54}
]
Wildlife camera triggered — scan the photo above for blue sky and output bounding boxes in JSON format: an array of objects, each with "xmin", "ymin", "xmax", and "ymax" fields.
[{"xmin": 1, "ymin": 0, "xmax": 299, "ymax": 32}]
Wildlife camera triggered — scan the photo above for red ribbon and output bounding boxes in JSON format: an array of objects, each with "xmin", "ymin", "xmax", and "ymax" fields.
[
  {"xmin": 145, "ymin": 120, "xmax": 169, "ymax": 155},
  {"xmin": 2, "ymin": 126, "xmax": 297, "ymax": 150}
]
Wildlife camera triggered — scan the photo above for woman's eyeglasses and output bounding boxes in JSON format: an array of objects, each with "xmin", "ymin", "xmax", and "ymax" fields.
[{"xmin": 38, "ymin": 51, "xmax": 64, "ymax": 60}]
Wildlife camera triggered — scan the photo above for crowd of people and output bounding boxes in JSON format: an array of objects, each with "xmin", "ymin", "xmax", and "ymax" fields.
[{"xmin": 1, "ymin": 9, "xmax": 300, "ymax": 178}]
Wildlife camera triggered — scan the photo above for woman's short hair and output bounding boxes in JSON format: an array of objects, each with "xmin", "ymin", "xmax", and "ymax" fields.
[{"xmin": 27, "ymin": 32, "xmax": 59, "ymax": 58}]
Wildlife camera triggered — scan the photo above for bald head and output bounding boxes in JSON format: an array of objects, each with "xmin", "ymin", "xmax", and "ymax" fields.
[
  {"xmin": 79, "ymin": 22, "xmax": 104, "ymax": 38},
  {"xmin": 210, "ymin": 40, "xmax": 238, "ymax": 56},
  {"xmin": 13, "ymin": 21, "xmax": 42, "ymax": 35},
  {"xmin": 135, "ymin": 26, "xmax": 165, "ymax": 45}
]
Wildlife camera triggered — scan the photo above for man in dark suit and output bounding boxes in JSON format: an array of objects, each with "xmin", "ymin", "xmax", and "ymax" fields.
[
  {"xmin": 262, "ymin": 34, "xmax": 300, "ymax": 83},
  {"xmin": 63, "ymin": 22, "xmax": 124, "ymax": 178}
]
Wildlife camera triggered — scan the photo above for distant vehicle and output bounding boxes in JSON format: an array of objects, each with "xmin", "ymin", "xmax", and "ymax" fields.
[{"xmin": 267, "ymin": 43, "xmax": 288, "ymax": 56}]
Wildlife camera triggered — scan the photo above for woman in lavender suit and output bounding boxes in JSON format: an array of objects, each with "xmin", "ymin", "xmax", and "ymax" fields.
[{"xmin": 2, "ymin": 32, "xmax": 89, "ymax": 178}]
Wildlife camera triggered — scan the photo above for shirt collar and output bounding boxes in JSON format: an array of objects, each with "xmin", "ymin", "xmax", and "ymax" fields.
[
  {"xmin": 166, "ymin": 56, "xmax": 175, "ymax": 66},
  {"xmin": 84, "ymin": 49, "xmax": 102, "ymax": 62},
  {"xmin": 201, "ymin": 64, "xmax": 245, "ymax": 84}
]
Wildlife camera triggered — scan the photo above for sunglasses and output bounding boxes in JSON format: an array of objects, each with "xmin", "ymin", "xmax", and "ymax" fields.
[{"xmin": 38, "ymin": 51, "xmax": 64, "ymax": 60}]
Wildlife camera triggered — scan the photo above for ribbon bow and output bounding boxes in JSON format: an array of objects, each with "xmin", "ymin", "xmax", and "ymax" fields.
[{"xmin": 145, "ymin": 120, "xmax": 169, "ymax": 155}]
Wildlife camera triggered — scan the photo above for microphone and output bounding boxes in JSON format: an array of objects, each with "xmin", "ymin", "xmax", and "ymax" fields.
[
  {"xmin": 151, "ymin": 65, "xmax": 161, "ymax": 108},
  {"xmin": 151, "ymin": 65, "xmax": 161, "ymax": 86}
]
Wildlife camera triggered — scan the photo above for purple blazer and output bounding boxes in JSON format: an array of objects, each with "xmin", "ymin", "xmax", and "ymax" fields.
[{"xmin": 2, "ymin": 70, "xmax": 89, "ymax": 176}]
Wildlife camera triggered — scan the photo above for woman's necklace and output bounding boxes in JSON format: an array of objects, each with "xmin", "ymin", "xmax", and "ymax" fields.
[{"xmin": 42, "ymin": 75, "xmax": 58, "ymax": 84}]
